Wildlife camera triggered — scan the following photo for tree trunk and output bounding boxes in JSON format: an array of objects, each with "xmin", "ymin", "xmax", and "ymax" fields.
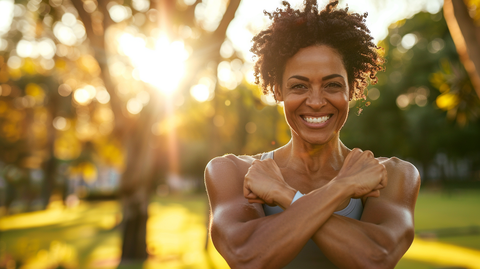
[
  {"xmin": 120, "ymin": 191, "xmax": 149, "ymax": 260},
  {"xmin": 444, "ymin": 0, "xmax": 480, "ymax": 98}
]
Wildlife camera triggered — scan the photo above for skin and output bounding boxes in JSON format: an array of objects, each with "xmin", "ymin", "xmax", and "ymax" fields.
[{"xmin": 205, "ymin": 45, "xmax": 421, "ymax": 269}]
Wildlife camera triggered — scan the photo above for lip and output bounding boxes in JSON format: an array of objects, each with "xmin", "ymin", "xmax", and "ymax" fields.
[{"xmin": 300, "ymin": 113, "xmax": 333, "ymax": 128}]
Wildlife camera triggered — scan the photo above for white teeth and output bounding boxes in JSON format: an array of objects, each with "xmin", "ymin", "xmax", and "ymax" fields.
[{"xmin": 303, "ymin": 115, "xmax": 330, "ymax": 124}]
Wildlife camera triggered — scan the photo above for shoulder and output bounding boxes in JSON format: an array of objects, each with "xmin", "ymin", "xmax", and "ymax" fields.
[
  {"xmin": 362, "ymin": 157, "xmax": 420, "ymax": 225},
  {"xmin": 376, "ymin": 157, "xmax": 421, "ymax": 207},
  {"xmin": 380, "ymin": 157, "xmax": 420, "ymax": 185},
  {"xmin": 204, "ymin": 154, "xmax": 261, "ymax": 200},
  {"xmin": 205, "ymin": 154, "xmax": 266, "ymax": 224},
  {"xmin": 205, "ymin": 154, "xmax": 258, "ymax": 179}
]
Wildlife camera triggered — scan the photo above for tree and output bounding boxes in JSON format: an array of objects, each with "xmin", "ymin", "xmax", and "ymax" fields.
[
  {"xmin": 341, "ymin": 10, "xmax": 480, "ymax": 183},
  {"xmin": 443, "ymin": 0, "xmax": 480, "ymax": 99},
  {"xmin": 73, "ymin": 0, "xmax": 242, "ymax": 262},
  {"xmin": 0, "ymin": 0, "xmax": 241, "ymax": 263}
]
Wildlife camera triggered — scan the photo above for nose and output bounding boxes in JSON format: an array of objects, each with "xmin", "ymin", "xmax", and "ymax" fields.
[{"xmin": 305, "ymin": 89, "xmax": 327, "ymax": 109}]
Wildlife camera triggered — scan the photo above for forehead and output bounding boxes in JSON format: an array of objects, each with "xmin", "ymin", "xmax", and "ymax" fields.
[{"xmin": 283, "ymin": 45, "xmax": 347, "ymax": 80}]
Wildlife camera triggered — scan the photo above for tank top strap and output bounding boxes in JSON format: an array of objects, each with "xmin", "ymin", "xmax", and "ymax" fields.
[{"xmin": 260, "ymin": 151, "xmax": 274, "ymax": 160}]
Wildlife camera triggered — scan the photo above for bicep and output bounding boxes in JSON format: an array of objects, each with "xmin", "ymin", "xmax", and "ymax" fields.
[
  {"xmin": 313, "ymin": 162, "xmax": 420, "ymax": 268},
  {"xmin": 360, "ymin": 159, "xmax": 421, "ymax": 251},
  {"xmin": 205, "ymin": 157, "xmax": 265, "ymax": 253}
]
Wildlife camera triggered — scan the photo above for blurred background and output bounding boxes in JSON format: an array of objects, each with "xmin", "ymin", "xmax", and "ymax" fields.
[{"xmin": 0, "ymin": 0, "xmax": 479, "ymax": 268}]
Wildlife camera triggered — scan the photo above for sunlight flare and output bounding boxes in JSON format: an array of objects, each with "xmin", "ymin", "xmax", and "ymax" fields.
[{"xmin": 118, "ymin": 33, "xmax": 189, "ymax": 95}]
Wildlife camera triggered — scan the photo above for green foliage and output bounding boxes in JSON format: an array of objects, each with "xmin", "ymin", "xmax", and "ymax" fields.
[{"xmin": 341, "ymin": 11, "xmax": 480, "ymax": 181}]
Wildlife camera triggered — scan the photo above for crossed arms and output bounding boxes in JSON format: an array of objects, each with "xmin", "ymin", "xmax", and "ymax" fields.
[{"xmin": 205, "ymin": 149, "xmax": 421, "ymax": 269}]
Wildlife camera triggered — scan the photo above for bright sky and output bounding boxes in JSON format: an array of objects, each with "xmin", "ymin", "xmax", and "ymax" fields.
[{"xmin": 227, "ymin": 0, "xmax": 444, "ymax": 62}]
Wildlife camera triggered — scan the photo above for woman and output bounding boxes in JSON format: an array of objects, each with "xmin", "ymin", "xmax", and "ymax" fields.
[{"xmin": 205, "ymin": 1, "xmax": 420, "ymax": 268}]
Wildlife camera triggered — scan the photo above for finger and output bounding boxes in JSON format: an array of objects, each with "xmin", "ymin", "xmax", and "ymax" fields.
[
  {"xmin": 363, "ymin": 190, "xmax": 380, "ymax": 198},
  {"xmin": 243, "ymin": 181, "xmax": 252, "ymax": 198},
  {"xmin": 245, "ymin": 192, "xmax": 257, "ymax": 199},
  {"xmin": 345, "ymin": 148, "xmax": 361, "ymax": 161},
  {"xmin": 364, "ymin": 150, "xmax": 374, "ymax": 159},
  {"xmin": 380, "ymin": 164, "xmax": 388, "ymax": 187},
  {"xmin": 247, "ymin": 199, "xmax": 265, "ymax": 204},
  {"xmin": 343, "ymin": 149, "xmax": 361, "ymax": 169},
  {"xmin": 372, "ymin": 183, "xmax": 385, "ymax": 191}
]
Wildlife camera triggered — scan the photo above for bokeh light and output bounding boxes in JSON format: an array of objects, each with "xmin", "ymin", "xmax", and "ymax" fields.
[
  {"xmin": 95, "ymin": 88, "xmax": 110, "ymax": 104},
  {"xmin": 58, "ymin": 84, "xmax": 72, "ymax": 97},
  {"xmin": 190, "ymin": 84, "xmax": 210, "ymax": 102},
  {"xmin": 73, "ymin": 88, "xmax": 91, "ymax": 105},
  {"xmin": 53, "ymin": 116, "xmax": 69, "ymax": 131},
  {"xmin": 396, "ymin": 94, "xmax": 409, "ymax": 109},
  {"xmin": 401, "ymin": 33, "xmax": 418, "ymax": 50},
  {"xmin": 368, "ymin": 88, "xmax": 380, "ymax": 100},
  {"xmin": 109, "ymin": 4, "xmax": 132, "ymax": 23},
  {"xmin": 126, "ymin": 98, "xmax": 143, "ymax": 114}
]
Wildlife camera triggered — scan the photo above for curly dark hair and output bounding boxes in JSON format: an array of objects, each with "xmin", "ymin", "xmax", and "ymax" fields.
[{"xmin": 251, "ymin": 0, "xmax": 384, "ymax": 101}]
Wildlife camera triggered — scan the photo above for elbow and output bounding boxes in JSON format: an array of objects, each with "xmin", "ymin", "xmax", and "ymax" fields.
[
  {"xmin": 361, "ymin": 228, "xmax": 415, "ymax": 269},
  {"xmin": 363, "ymin": 246, "xmax": 390, "ymax": 269},
  {"xmin": 226, "ymin": 245, "xmax": 271, "ymax": 269},
  {"xmin": 362, "ymin": 238, "xmax": 407, "ymax": 269}
]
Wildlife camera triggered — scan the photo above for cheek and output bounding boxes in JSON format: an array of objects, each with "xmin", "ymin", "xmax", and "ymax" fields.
[{"xmin": 332, "ymin": 93, "xmax": 350, "ymax": 108}]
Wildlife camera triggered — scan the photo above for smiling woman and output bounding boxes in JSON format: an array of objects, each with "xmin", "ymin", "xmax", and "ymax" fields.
[{"xmin": 205, "ymin": 1, "xmax": 420, "ymax": 268}]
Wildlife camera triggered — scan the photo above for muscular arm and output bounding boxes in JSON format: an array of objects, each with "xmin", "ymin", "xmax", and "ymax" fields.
[
  {"xmin": 308, "ymin": 158, "xmax": 421, "ymax": 268},
  {"xmin": 205, "ymin": 155, "xmax": 353, "ymax": 269}
]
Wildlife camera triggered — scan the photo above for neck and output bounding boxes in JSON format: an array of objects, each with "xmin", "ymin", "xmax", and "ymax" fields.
[{"xmin": 276, "ymin": 133, "xmax": 350, "ymax": 178}]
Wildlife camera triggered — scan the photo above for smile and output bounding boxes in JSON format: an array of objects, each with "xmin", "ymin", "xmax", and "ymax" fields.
[{"xmin": 302, "ymin": 115, "xmax": 331, "ymax": 124}]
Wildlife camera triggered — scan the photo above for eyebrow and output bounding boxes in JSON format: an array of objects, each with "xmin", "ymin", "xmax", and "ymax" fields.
[{"xmin": 288, "ymin": 74, "xmax": 345, "ymax": 82}]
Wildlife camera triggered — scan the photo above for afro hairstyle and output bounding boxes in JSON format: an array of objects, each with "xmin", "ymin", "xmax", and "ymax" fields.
[{"xmin": 250, "ymin": 0, "xmax": 385, "ymax": 101}]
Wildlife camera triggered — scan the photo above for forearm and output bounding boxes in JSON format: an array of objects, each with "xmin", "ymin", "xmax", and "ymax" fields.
[
  {"xmin": 213, "ymin": 181, "xmax": 350, "ymax": 269},
  {"xmin": 311, "ymin": 212, "xmax": 413, "ymax": 269}
]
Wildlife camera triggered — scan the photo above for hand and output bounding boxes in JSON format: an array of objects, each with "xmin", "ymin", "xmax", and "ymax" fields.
[
  {"xmin": 244, "ymin": 158, "xmax": 296, "ymax": 209},
  {"xmin": 334, "ymin": 148, "xmax": 387, "ymax": 199}
]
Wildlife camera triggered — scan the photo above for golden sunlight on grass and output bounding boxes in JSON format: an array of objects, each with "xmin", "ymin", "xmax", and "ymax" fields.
[
  {"xmin": 2, "ymin": 194, "xmax": 480, "ymax": 269},
  {"xmin": 0, "ymin": 204, "xmax": 85, "ymax": 230},
  {"xmin": 404, "ymin": 237, "xmax": 480, "ymax": 269}
]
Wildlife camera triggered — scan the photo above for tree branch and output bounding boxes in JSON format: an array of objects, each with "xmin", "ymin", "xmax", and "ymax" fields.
[
  {"xmin": 444, "ymin": 0, "xmax": 480, "ymax": 98},
  {"xmin": 214, "ymin": 0, "xmax": 241, "ymax": 41}
]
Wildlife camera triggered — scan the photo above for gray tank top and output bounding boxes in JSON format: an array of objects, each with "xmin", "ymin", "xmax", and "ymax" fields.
[{"xmin": 260, "ymin": 151, "xmax": 364, "ymax": 268}]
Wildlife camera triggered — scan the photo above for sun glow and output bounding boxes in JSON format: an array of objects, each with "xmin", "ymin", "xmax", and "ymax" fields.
[{"xmin": 118, "ymin": 33, "xmax": 189, "ymax": 95}]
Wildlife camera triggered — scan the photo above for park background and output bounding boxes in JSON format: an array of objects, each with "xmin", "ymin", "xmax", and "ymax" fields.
[{"xmin": 0, "ymin": 0, "xmax": 480, "ymax": 268}]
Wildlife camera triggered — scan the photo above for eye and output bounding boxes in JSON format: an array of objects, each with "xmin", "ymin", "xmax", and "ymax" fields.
[
  {"xmin": 326, "ymin": 82, "xmax": 343, "ymax": 88},
  {"xmin": 290, "ymin": 83, "xmax": 307, "ymax": 90}
]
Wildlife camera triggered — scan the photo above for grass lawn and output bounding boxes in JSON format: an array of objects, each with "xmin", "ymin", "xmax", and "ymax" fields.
[
  {"xmin": 1, "ymin": 189, "xmax": 480, "ymax": 269},
  {"xmin": 397, "ymin": 189, "xmax": 480, "ymax": 269}
]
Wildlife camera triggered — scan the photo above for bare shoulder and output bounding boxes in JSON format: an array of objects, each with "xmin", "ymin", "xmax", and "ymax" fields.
[
  {"xmin": 361, "ymin": 156, "xmax": 421, "ymax": 228},
  {"xmin": 205, "ymin": 153, "xmax": 263, "ymax": 178},
  {"xmin": 377, "ymin": 157, "xmax": 421, "ymax": 208},
  {"xmin": 205, "ymin": 154, "xmax": 258, "ymax": 206},
  {"xmin": 205, "ymin": 153, "xmax": 266, "ymax": 226},
  {"xmin": 380, "ymin": 157, "xmax": 420, "ymax": 184},
  {"xmin": 205, "ymin": 154, "xmax": 255, "ymax": 181}
]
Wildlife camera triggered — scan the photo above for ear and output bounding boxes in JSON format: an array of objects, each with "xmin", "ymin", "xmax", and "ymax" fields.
[{"xmin": 273, "ymin": 84, "xmax": 283, "ymax": 102}]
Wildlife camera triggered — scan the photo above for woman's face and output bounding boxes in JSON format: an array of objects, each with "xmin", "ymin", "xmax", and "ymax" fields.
[{"xmin": 276, "ymin": 45, "xmax": 350, "ymax": 145}]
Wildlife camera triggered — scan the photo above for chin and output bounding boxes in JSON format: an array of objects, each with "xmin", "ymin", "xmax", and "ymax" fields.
[{"xmin": 298, "ymin": 133, "xmax": 336, "ymax": 146}]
